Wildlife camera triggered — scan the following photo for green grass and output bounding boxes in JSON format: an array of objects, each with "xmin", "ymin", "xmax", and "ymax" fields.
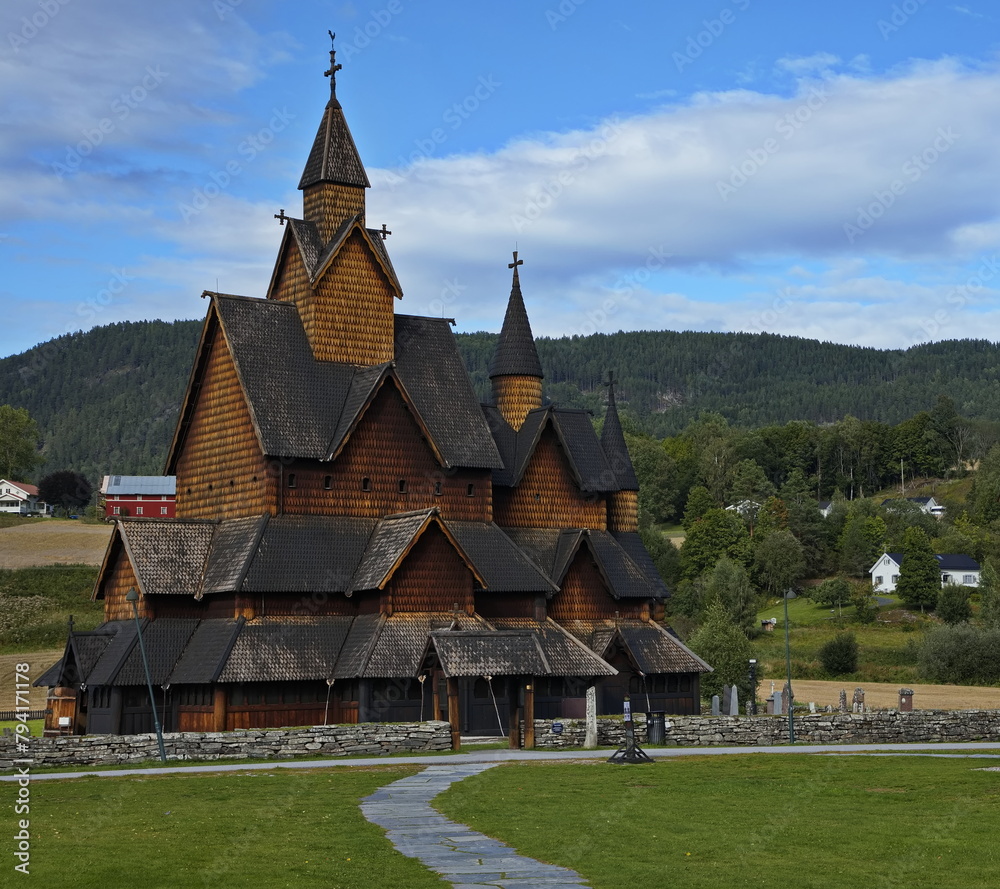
[
  {"xmin": 20, "ymin": 766, "xmax": 447, "ymax": 888},
  {"xmin": 437, "ymin": 756, "xmax": 1000, "ymax": 889},
  {"xmin": 0, "ymin": 564, "xmax": 103, "ymax": 652},
  {"xmin": 752, "ymin": 594, "xmax": 924, "ymax": 682},
  {"xmin": 0, "ymin": 718, "xmax": 43, "ymax": 737}
]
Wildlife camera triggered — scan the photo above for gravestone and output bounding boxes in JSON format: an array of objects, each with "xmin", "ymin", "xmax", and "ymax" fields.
[
  {"xmin": 773, "ymin": 690, "xmax": 783, "ymax": 715},
  {"xmin": 808, "ymin": 702, "xmax": 816, "ymax": 714},
  {"xmin": 852, "ymin": 687, "xmax": 865, "ymax": 714},
  {"xmin": 839, "ymin": 689, "xmax": 848, "ymax": 712},
  {"xmin": 722, "ymin": 685, "xmax": 732, "ymax": 715},
  {"xmin": 727, "ymin": 685, "xmax": 739, "ymax": 717},
  {"xmin": 584, "ymin": 686, "xmax": 598, "ymax": 748},
  {"xmin": 711, "ymin": 695, "xmax": 721, "ymax": 717}
]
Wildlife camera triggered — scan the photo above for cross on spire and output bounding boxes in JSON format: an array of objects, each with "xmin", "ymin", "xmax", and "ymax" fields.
[
  {"xmin": 274, "ymin": 208, "xmax": 291, "ymax": 226},
  {"xmin": 377, "ymin": 223, "xmax": 392, "ymax": 240},
  {"xmin": 508, "ymin": 250, "xmax": 523, "ymax": 271},
  {"xmin": 324, "ymin": 30, "xmax": 342, "ymax": 92},
  {"xmin": 604, "ymin": 370, "xmax": 616, "ymax": 389}
]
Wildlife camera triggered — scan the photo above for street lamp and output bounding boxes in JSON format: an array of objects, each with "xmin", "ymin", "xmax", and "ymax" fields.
[
  {"xmin": 783, "ymin": 589, "xmax": 797, "ymax": 743},
  {"xmin": 125, "ymin": 588, "xmax": 167, "ymax": 763},
  {"xmin": 748, "ymin": 659, "xmax": 757, "ymax": 715}
]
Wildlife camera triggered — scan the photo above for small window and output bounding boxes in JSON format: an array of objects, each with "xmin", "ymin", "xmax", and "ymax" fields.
[
  {"xmin": 466, "ymin": 484, "xmax": 475, "ymax": 497},
  {"xmin": 891, "ymin": 574, "xmax": 899, "ymax": 584},
  {"xmin": 287, "ymin": 473, "xmax": 296, "ymax": 489},
  {"xmin": 323, "ymin": 475, "xmax": 332, "ymax": 490},
  {"xmin": 113, "ymin": 506, "xmax": 121, "ymax": 515},
  {"xmin": 964, "ymin": 574, "xmax": 975, "ymax": 584},
  {"xmin": 135, "ymin": 507, "xmax": 143, "ymax": 515},
  {"xmin": 362, "ymin": 477, "xmax": 372, "ymax": 492},
  {"xmin": 398, "ymin": 479, "xmax": 408, "ymax": 494},
  {"xmin": 942, "ymin": 573, "xmax": 952, "ymax": 584},
  {"xmin": 160, "ymin": 506, "xmax": 168, "ymax": 515},
  {"xmin": 434, "ymin": 481, "xmax": 442, "ymax": 496},
  {"xmin": 135, "ymin": 494, "xmax": 142, "ymax": 501},
  {"xmin": 875, "ymin": 576, "xmax": 883, "ymax": 586}
]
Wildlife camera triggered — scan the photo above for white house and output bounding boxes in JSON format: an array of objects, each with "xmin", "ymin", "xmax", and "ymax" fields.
[
  {"xmin": 870, "ymin": 552, "xmax": 981, "ymax": 594},
  {"xmin": 881, "ymin": 496, "xmax": 945, "ymax": 517},
  {"xmin": 0, "ymin": 480, "xmax": 50, "ymax": 515}
]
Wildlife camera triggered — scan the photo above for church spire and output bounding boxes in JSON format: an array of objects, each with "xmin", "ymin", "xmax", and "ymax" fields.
[
  {"xmin": 602, "ymin": 373, "xmax": 640, "ymax": 533},
  {"xmin": 490, "ymin": 252, "xmax": 543, "ymax": 430},
  {"xmin": 299, "ymin": 32, "xmax": 370, "ymax": 240}
]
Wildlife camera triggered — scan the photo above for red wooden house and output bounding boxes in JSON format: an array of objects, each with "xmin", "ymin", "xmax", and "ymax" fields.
[
  {"xmin": 39, "ymin": 40, "xmax": 709, "ymax": 743},
  {"xmin": 100, "ymin": 476, "xmax": 177, "ymax": 519}
]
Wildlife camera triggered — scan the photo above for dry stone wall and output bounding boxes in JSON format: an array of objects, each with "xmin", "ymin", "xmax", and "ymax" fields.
[{"xmin": 0, "ymin": 721, "xmax": 452, "ymax": 768}]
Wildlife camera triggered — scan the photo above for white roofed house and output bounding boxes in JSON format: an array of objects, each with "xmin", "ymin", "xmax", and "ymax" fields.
[{"xmin": 870, "ymin": 552, "xmax": 981, "ymax": 594}]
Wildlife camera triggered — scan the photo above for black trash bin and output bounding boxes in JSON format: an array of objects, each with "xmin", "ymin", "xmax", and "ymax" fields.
[{"xmin": 646, "ymin": 711, "xmax": 666, "ymax": 745}]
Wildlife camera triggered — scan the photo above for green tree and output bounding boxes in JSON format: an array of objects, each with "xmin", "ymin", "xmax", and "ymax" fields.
[
  {"xmin": 0, "ymin": 405, "xmax": 41, "ymax": 480},
  {"xmin": 682, "ymin": 485, "xmax": 716, "ymax": 531},
  {"xmin": 937, "ymin": 585, "xmax": 973, "ymax": 624},
  {"xmin": 895, "ymin": 527, "xmax": 940, "ymax": 612},
  {"xmin": 979, "ymin": 559, "xmax": 1000, "ymax": 627},
  {"xmin": 625, "ymin": 433, "xmax": 678, "ymax": 524},
  {"xmin": 752, "ymin": 528, "xmax": 805, "ymax": 598},
  {"xmin": 810, "ymin": 576, "xmax": 852, "ymax": 612},
  {"xmin": 680, "ymin": 508, "xmax": 751, "ymax": 579},
  {"xmin": 838, "ymin": 508, "xmax": 886, "ymax": 577},
  {"xmin": 687, "ymin": 599, "xmax": 755, "ymax": 701},
  {"xmin": 818, "ymin": 632, "xmax": 858, "ymax": 676},
  {"xmin": 38, "ymin": 470, "xmax": 93, "ymax": 511},
  {"xmin": 702, "ymin": 556, "xmax": 758, "ymax": 635}
]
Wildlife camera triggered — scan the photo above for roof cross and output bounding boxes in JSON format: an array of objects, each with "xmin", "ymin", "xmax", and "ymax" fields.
[
  {"xmin": 377, "ymin": 223, "xmax": 392, "ymax": 240},
  {"xmin": 604, "ymin": 370, "xmax": 616, "ymax": 389},
  {"xmin": 324, "ymin": 30, "xmax": 342, "ymax": 84},
  {"xmin": 508, "ymin": 250, "xmax": 523, "ymax": 270},
  {"xmin": 274, "ymin": 208, "xmax": 291, "ymax": 226}
]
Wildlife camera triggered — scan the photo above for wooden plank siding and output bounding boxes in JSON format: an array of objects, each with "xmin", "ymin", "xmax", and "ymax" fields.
[
  {"xmin": 282, "ymin": 380, "xmax": 492, "ymax": 521},
  {"xmin": 303, "ymin": 183, "xmax": 366, "ymax": 243},
  {"xmin": 174, "ymin": 317, "xmax": 277, "ymax": 520},
  {"xmin": 606, "ymin": 490, "xmax": 639, "ymax": 532},
  {"xmin": 547, "ymin": 549, "xmax": 648, "ymax": 621},
  {"xmin": 493, "ymin": 426, "xmax": 606, "ymax": 529},
  {"xmin": 492, "ymin": 375, "xmax": 543, "ymax": 431},
  {"xmin": 385, "ymin": 522, "xmax": 475, "ymax": 614},
  {"xmin": 269, "ymin": 235, "xmax": 312, "ymax": 309},
  {"xmin": 99, "ymin": 547, "xmax": 150, "ymax": 620}
]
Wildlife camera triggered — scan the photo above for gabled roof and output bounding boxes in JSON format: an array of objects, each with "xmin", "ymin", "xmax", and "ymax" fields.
[
  {"xmin": 488, "ymin": 406, "xmax": 617, "ymax": 493},
  {"xmin": 114, "ymin": 619, "xmax": 200, "ymax": 686},
  {"xmin": 484, "ymin": 618, "xmax": 619, "ymax": 677},
  {"xmin": 114, "ymin": 520, "xmax": 214, "ymax": 597},
  {"xmin": 217, "ymin": 616, "xmax": 353, "ymax": 683},
  {"xmin": 560, "ymin": 618, "xmax": 712, "ymax": 674},
  {"xmin": 101, "ymin": 476, "xmax": 176, "ymax": 496},
  {"xmin": 168, "ymin": 618, "xmax": 244, "ymax": 685},
  {"xmin": 448, "ymin": 521, "xmax": 558, "ymax": 593},
  {"xmin": 600, "ymin": 383, "xmax": 639, "ymax": 491},
  {"xmin": 0, "ymin": 480, "xmax": 39, "ymax": 498},
  {"xmin": 298, "ymin": 70, "xmax": 370, "ymax": 190},
  {"xmin": 488, "ymin": 257, "xmax": 542, "ymax": 379},
  {"xmin": 875, "ymin": 552, "xmax": 981, "ymax": 572}
]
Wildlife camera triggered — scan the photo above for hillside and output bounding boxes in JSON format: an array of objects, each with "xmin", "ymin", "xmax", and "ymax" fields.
[{"xmin": 3, "ymin": 318, "xmax": 1000, "ymax": 484}]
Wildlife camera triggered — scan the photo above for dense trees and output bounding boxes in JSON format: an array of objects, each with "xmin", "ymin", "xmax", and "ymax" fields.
[
  {"xmin": 38, "ymin": 470, "xmax": 93, "ymax": 511},
  {"xmin": 0, "ymin": 405, "xmax": 41, "ymax": 480}
]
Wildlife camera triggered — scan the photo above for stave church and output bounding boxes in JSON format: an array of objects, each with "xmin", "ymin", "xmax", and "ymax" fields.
[{"xmin": 39, "ymin": 39, "xmax": 709, "ymax": 745}]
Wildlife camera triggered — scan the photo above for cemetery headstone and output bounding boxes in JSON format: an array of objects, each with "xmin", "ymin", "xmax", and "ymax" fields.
[
  {"xmin": 584, "ymin": 686, "xmax": 598, "ymax": 748},
  {"xmin": 727, "ymin": 685, "xmax": 739, "ymax": 717},
  {"xmin": 839, "ymin": 689, "xmax": 848, "ymax": 712},
  {"xmin": 711, "ymin": 695, "xmax": 721, "ymax": 717},
  {"xmin": 773, "ymin": 690, "xmax": 783, "ymax": 715}
]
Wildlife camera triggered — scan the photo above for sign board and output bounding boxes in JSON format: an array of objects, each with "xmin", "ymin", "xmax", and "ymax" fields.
[{"xmin": 552, "ymin": 722, "xmax": 563, "ymax": 734}]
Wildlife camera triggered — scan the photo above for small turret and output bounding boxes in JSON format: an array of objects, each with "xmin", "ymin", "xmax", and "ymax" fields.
[{"xmin": 601, "ymin": 374, "xmax": 640, "ymax": 532}]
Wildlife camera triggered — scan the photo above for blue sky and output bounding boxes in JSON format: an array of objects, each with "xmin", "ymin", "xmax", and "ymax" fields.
[{"xmin": 4, "ymin": 0, "xmax": 1000, "ymax": 357}]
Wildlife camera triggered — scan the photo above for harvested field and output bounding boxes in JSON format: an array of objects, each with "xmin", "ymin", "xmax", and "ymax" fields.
[
  {"xmin": 0, "ymin": 521, "xmax": 112, "ymax": 568},
  {"xmin": 0, "ymin": 650, "xmax": 62, "ymax": 709},
  {"xmin": 766, "ymin": 677, "xmax": 1000, "ymax": 710}
]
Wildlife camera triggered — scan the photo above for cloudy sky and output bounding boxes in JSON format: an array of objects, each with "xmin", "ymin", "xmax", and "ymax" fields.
[{"xmin": 3, "ymin": 0, "xmax": 1000, "ymax": 357}]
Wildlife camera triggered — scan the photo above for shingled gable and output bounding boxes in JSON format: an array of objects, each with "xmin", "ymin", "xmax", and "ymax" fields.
[
  {"xmin": 600, "ymin": 379, "xmax": 640, "ymax": 491},
  {"xmin": 488, "ymin": 405, "xmax": 617, "ymax": 492},
  {"xmin": 488, "ymin": 256, "xmax": 543, "ymax": 379},
  {"xmin": 564, "ymin": 618, "xmax": 711, "ymax": 676}
]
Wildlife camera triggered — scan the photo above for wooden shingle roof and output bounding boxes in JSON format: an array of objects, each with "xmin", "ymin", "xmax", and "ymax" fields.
[
  {"xmin": 561, "ymin": 618, "xmax": 711, "ymax": 675},
  {"xmin": 217, "ymin": 616, "xmax": 353, "ymax": 683},
  {"xmin": 600, "ymin": 383, "xmax": 640, "ymax": 491},
  {"xmin": 489, "ymin": 260, "xmax": 543, "ymax": 379},
  {"xmin": 298, "ymin": 83, "xmax": 370, "ymax": 190}
]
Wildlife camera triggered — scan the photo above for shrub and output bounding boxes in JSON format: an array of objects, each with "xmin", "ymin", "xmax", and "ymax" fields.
[
  {"xmin": 852, "ymin": 589, "xmax": 878, "ymax": 624},
  {"xmin": 818, "ymin": 632, "xmax": 858, "ymax": 676},
  {"xmin": 810, "ymin": 576, "xmax": 852, "ymax": 609},
  {"xmin": 918, "ymin": 624, "xmax": 1000, "ymax": 684},
  {"xmin": 936, "ymin": 585, "xmax": 972, "ymax": 625}
]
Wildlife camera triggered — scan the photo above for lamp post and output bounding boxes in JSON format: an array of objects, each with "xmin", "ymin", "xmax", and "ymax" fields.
[
  {"xmin": 748, "ymin": 659, "xmax": 757, "ymax": 715},
  {"xmin": 783, "ymin": 589, "xmax": 796, "ymax": 743},
  {"xmin": 125, "ymin": 588, "xmax": 167, "ymax": 763}
]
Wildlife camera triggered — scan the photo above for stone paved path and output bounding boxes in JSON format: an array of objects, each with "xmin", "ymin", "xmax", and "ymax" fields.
[{"xmin": 361, "ymin": 763, "xmax": 590, "ymax": 889}]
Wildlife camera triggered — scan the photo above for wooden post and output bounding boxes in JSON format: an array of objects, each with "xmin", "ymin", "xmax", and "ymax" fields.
[
  {"xmin": 524, "ymin": 679, "xmax": 535, "ymax": 749},
  {"xmin": 447, "ymin": 677, "xmax": 461, "ymax": 751},
  {"xmin": 508, "ymin": 676, "xmax": 521, "ymax": 749},
  {"xmin": 432, "ymin": 672, "xmax": 442, "ymax": 722},
  {"xmin": 213, "ymin": 687, "xmax": 227, "ymax": 732}
]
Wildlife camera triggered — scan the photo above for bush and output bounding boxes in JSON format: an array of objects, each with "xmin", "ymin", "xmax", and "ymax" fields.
[
  {"xmin": 937, "ymin": 585, "xmax": 972, "ymax": 624},
  {"xmin": 818, "ymin": 632, "xmax": 858, "ymax": 676},
  {"xmin": 852, "ymin": 589, "xmax": 878, "ymax": 624},
  {"xmin": 918, "ymin": 624, "xmax": 1000, "ymax": 683}
]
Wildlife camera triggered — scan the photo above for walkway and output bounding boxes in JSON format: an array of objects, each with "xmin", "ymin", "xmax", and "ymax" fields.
[{"xmin": 361, "ymin": 763, "xmax": 590, "ymax": 888}]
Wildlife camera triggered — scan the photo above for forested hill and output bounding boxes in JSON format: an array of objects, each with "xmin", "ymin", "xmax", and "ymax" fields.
[{"xmin": 3, "ymin": 318, "xmax": 1000, "ymax": 484}]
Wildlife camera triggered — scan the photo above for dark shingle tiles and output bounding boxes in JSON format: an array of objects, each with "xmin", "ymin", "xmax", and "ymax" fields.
[
  {"xmin": 551, "ymin": 410, "xmax": 617, "ymax": 493},
  {"xmin": 587, "ymin": 531, "xmax": 662, "ymax": 600},
  {"xmin": 217, "ymin": 617, "xmax": 353, "ymax": 683},
  {"xmin": 351, "ymin": 511, "xmax": 431, "ymax": 592},
  {"xmin": 298, "ymin": 101, "xmax": 371, "ymax": 190},
  {"xmin": 85, "ymin": 621, "xmax": 139, "ymax": 687},
  {"xmin": 288, "ymin": 218, "xmax": 324, "ymax": 273},
  {"xmin": 612, "ymin": 531, "xmax": 669, "ymax": 599},
  {"xmin": 447, "ymin": 522, "xmax": 557, "ymax": 593},
  {"xmin": 242, "ymin": 515, "xmax": 376, "ymax": 594},
  {"xmin": 332, "ymin": 613, "xmax": 384, "ymax": 679},
  {"xmin": 202, "ymin": 515, "xmax": 268, "ymax": 595},
  {"xmin": 488, "ymin": 267, "xmax": 543, "ymax": 379},
  {"xmin": 114, "ymin": 619, "xmax": 200, "ymax": 686},
  {"xmin": 121, "ymin": 521, "xmax": 214, "ymax": 596},
  {"xmin": 395, "ymin": 316, "xmax": 503, "ymax": 470},
  {"xmin": 431, "ymin": 630, "xmax": 547, "ymax": 677},
  {"xmin": 616, "ymin": 620, "xmax": 711, "ymax": 674},
  {"xmin": 599, "ymin": 385, "xmax": 640, "ymax": 491},
  {"xmin": 168, "ymin": 619, "xmax": 243, "ymax": 685}
]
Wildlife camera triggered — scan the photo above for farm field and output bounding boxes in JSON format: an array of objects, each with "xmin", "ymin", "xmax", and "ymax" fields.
[
  {"xmin": 0, "ymin": 520, "xmax": 111, "ymax": 568},
  {"xmin": 437, "ymin": 756, "xmax": 1000, "ymax": 889},
  {"xmin": 762, "ymin": 678, "xmax": 1000, "ymax": 710},
  {"xmin": 0, "ymin": 651, "xmax": 61, "ymax": 709}
]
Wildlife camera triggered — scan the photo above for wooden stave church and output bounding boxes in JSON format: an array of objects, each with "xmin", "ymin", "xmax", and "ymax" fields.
[{"xmin": 38, "ymin": 41, "xmax": 710, "ymax": 743}]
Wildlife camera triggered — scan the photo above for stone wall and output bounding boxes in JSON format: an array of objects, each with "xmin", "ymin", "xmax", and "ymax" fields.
[
  {"xmin": 0, "ymin": 721, "xmax": 452, "ymax": 768},
  {"xmin": 531, "ymin": 710, "xmax": 1000, "ymax": 748}
]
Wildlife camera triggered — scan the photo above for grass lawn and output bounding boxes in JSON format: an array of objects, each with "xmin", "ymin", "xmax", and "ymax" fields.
[
  {"xmin": 437, "ymin": 755, "xmax": 1000, "ymax": 889},
  {"xmin": 18, "ymin": 766, "xmax": 447, "ymax": 888}
]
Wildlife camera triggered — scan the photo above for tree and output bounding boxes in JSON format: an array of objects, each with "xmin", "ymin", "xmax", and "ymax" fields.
[
  {"xmin": 682, "ymin": 485, "xmax": 715, "ymax": 531},
  {"xmin": 895, "ymin": 527, "xmax": 940, "ymax": 612},
  {"xmin": 625, "ymin": 433, "xmax": 678, "ymax": 524},
  {"xmin": 38, "ymin": 470, "xmax": 93, "ymax": 511},
  {"xmin": 810, "ymin": 576, "xmax": 852, "ymax": 612},
  {"xmin": 680, "ymin": 508, "xmax": 751, "ymax": 579},
  {"xmin": 0, "ymin": 405, "xmax": 41, "ymax": 480},
  {"xmin": 838, "ymin": 508, "xmax": 886, "ymax": 577},
  {"xmin": 752, "ymin": 528, "xmax": 805, "ymax": 598},
  {"xmin": 703, "ymin": 556, "xmax": 758, "ymax": 635},
  {"xmin": 937, "ymin": 585, "xmax": 972, "ymax": 625},
  {"xmin": 687, "ymin": 599, "xmax": 756, "ymax": 702},
  {"xmin": 979, "ymin": 559, "xmax": 1000, "ymax": 627}
]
